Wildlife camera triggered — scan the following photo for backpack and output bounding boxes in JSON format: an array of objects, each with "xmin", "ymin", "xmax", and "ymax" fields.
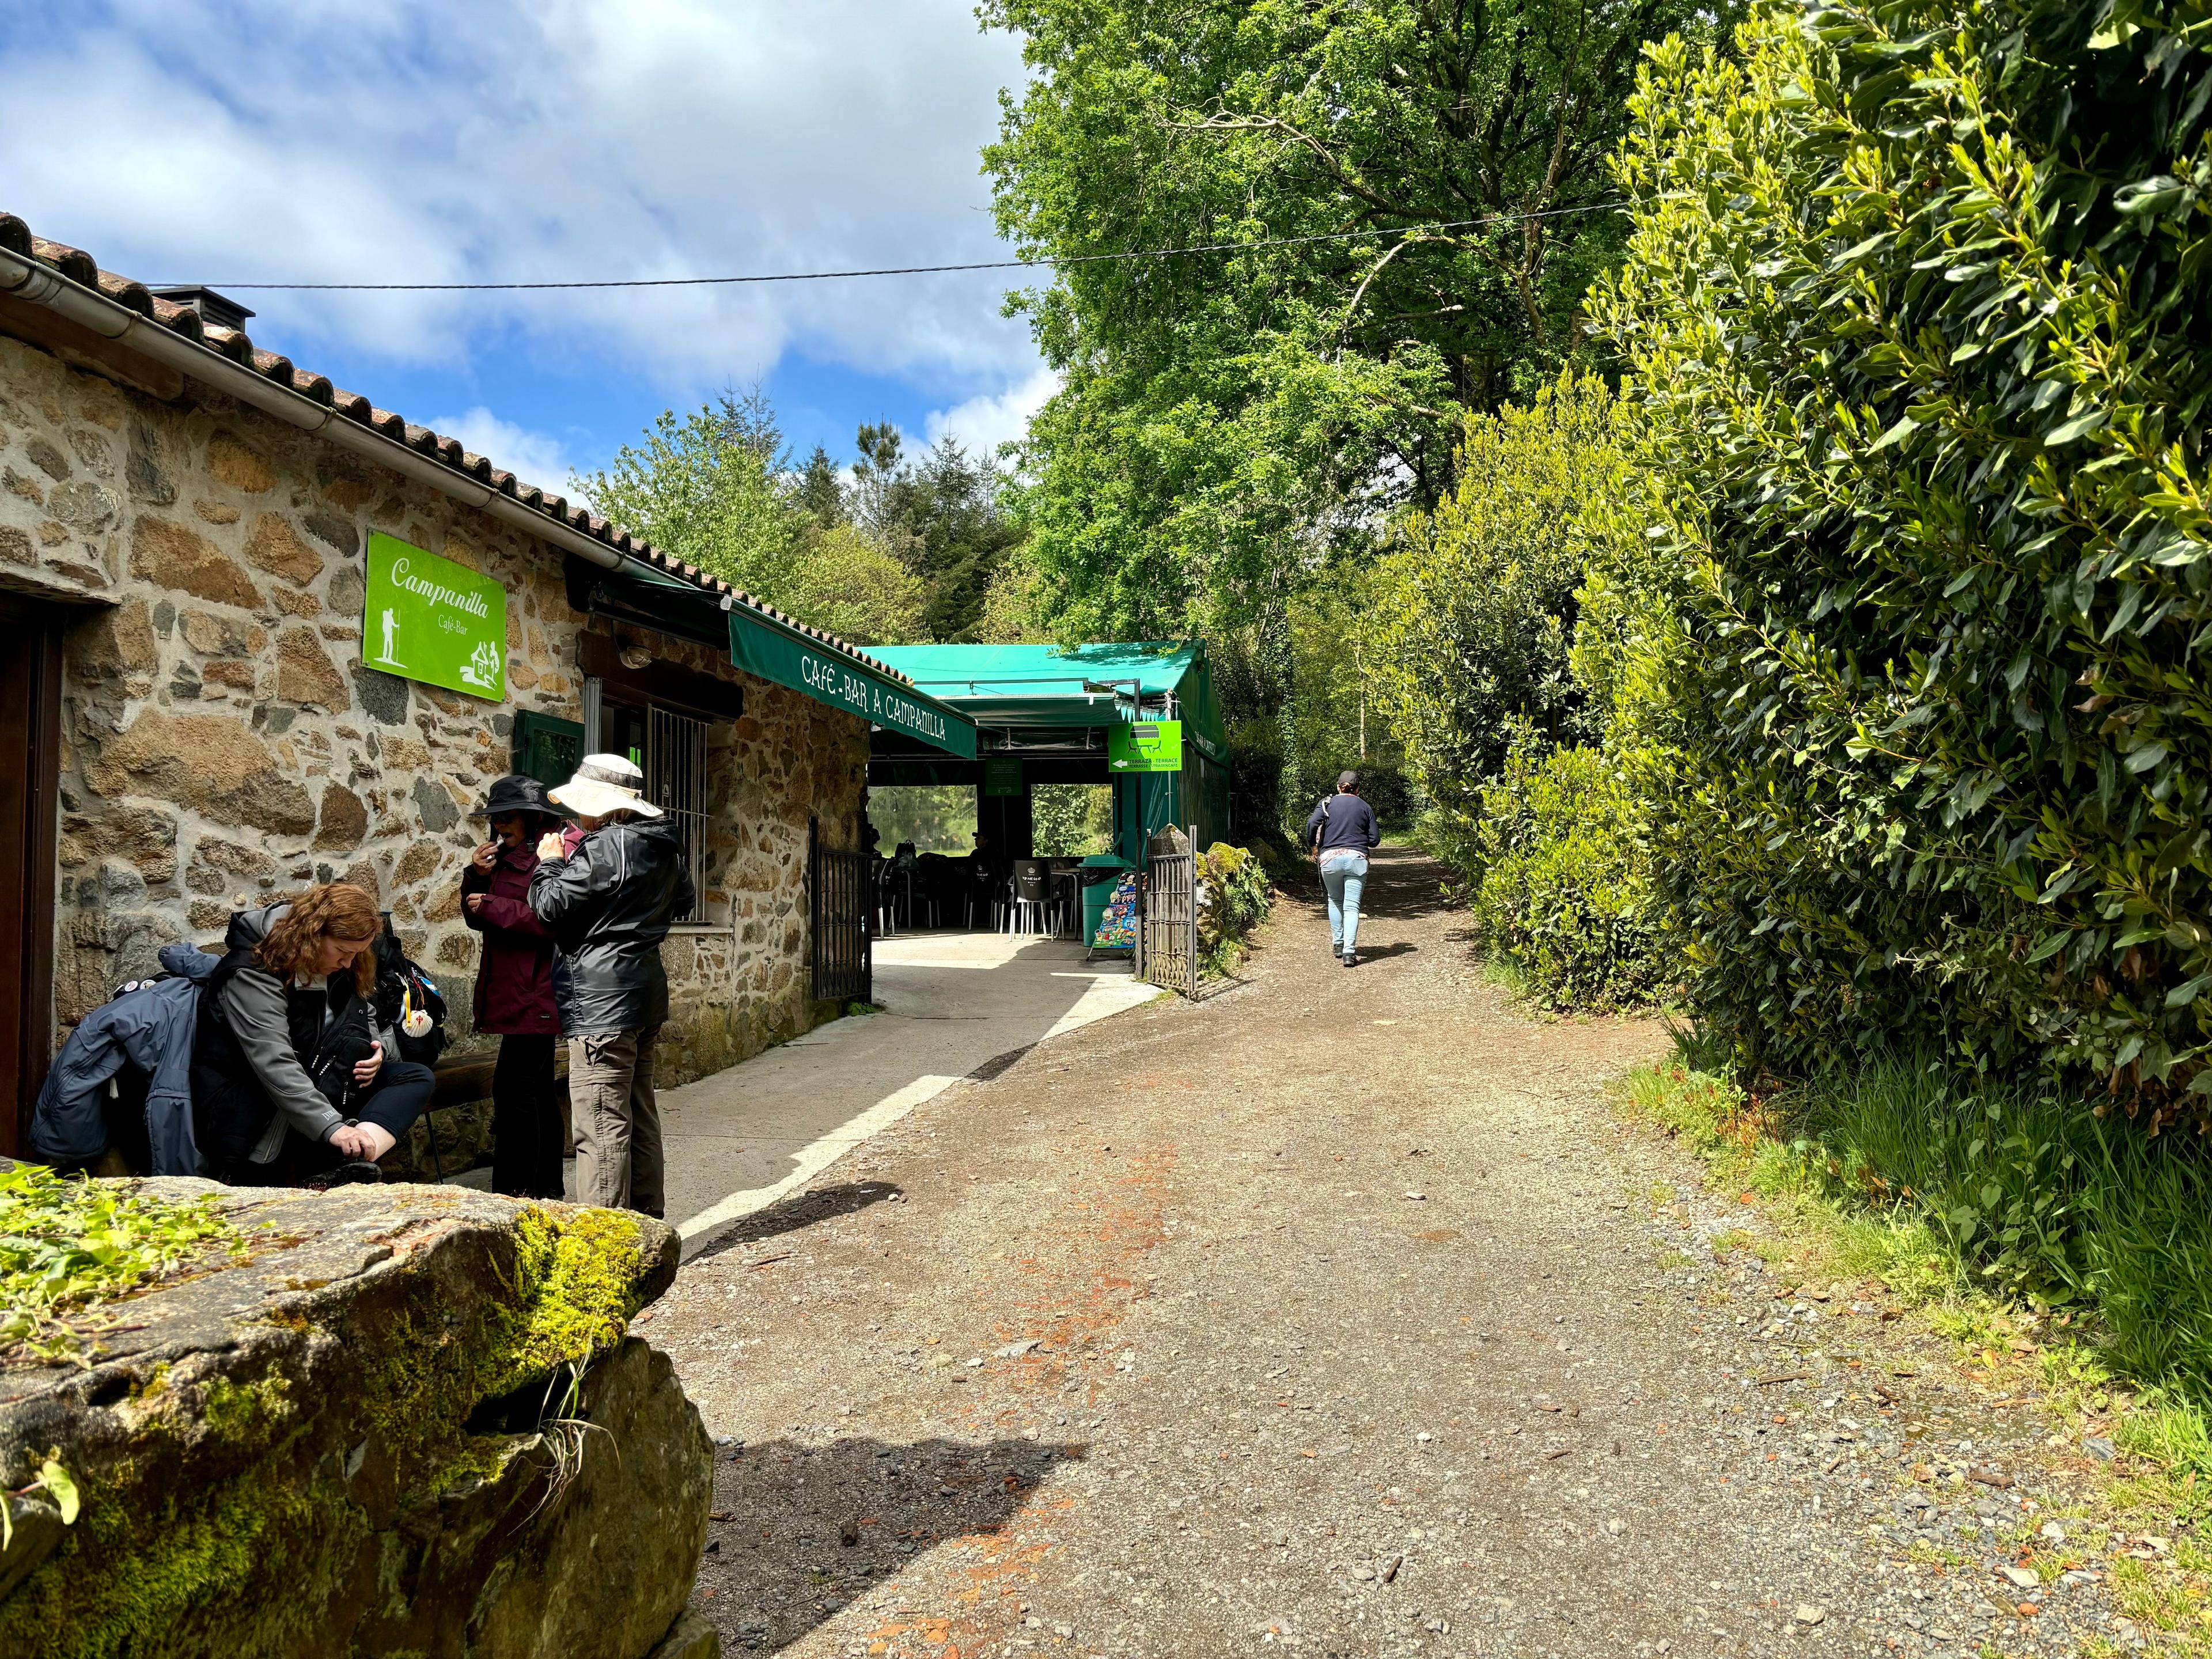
[
  {"xmin": 372, "ymin": 920, "xmax": 449, "ymax": 1069},
  {"xmin": 28, "ymin": 944, "xmax": 219, "ymax": 1176},
  {"xmin": 1310, "ymin": 794, "xmax": 1334, "ymax": 861}
]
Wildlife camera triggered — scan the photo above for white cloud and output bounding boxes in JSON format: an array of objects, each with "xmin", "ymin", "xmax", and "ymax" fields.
[
  {"xmin": 0, "ymin": 1, "xmax": 1042, "ymax": 389},
  {"xmin": 431, "ymin": 408, "xmax": 579, "ymax": 497},
  {"xmin": 925, "ymin": 366, "xmax": 1060, "ymax": 462}
]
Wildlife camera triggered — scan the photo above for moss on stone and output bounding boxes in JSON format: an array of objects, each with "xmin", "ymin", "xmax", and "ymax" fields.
[
  {"xmin": 2, "ymin": 1442, "xmax": 364, "ymax": 1659},
  {"xmin": 196, "ymin": 1370, "xmax": 294, "ymax": 1449},
  {"xmin": 0, "ymin": 1201, "xmax": 664, "ymax": 1659},
  {"xmin": 425, "ymin": 1431, "xmax": 535, "ymax": 1499},
  {"xmin": 483, "ymin": 1206, "xmax": 647, "ymax": 1399}
]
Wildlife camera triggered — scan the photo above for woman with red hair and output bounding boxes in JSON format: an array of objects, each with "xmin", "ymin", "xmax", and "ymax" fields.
[{"xmin": 191, "ymin": 883, "xmax": 437, "ymax": 1185}]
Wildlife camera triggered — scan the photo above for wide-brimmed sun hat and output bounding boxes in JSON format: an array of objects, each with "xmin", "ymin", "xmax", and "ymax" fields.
[
  {"xmin": 469, "ymin": 773, "xmax": 560, "ymax": 821},
  {"xmin": 549, "ymin": 752, "xmax": 664, "ymax": 820}
]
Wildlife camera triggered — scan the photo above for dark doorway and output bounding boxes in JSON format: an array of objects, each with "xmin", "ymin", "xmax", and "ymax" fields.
[{"xmin": 0, "ymin": 594, "xmax": 63, "ymax": 1156}]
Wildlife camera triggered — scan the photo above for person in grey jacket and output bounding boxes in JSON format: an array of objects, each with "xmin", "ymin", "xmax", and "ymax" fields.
[
  {"xmin": 529, "ymin": 753, "xmax": 695, "ymax": 1215},
  {"xmin": 191, "ymin": 885, "xmax": 436, "ymax": 1185}
]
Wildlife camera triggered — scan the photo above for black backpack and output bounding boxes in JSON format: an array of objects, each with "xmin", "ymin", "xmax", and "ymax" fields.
[{"xmin": 372, "ymin": 918, "xmax": 449, "ymax": 1069}]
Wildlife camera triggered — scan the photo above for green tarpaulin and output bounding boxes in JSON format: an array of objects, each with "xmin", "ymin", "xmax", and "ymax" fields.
[
  {"xmin": 864, "ymin": 642, "xmax": 1225, "ymax": 762},
  {"xmin": 728, "ymin": 612, "xmax": 978, "ymax": 759},
  {"xmin": 865, "ymin": 641, "xmax": 1232, "ymax": 855}
]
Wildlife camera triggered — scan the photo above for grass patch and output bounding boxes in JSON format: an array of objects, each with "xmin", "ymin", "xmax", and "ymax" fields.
[{"xmin": 1620, "ymin": 1041, "xmax": 2212, "ymax": 1653}]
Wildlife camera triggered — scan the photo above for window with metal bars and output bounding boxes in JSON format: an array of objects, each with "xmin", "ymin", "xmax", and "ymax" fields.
[{"xmin": 602, "ymin": 697, "xmax": 710, "ymax": 924}]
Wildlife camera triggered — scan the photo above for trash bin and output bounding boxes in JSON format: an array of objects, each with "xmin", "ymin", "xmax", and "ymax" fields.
[{"xmin": 1079, "ymin": 854, "xmax": 1137, "ymax": 957}]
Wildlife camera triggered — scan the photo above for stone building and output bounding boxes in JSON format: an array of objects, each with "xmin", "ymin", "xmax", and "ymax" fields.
[{"xmin": 0, "ymin": 210, "xmax": 972, "ymax": 1158}]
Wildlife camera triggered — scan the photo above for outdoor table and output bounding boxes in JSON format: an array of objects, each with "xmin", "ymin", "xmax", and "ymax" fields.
[{"xmin": 1048, "ymin": 864, "xmax": 1082, "ymax": 938}]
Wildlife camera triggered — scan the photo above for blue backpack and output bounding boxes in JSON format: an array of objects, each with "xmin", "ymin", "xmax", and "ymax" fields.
[{"xmin": 29, "ymin": 944, "xmax": 221, "ymax": 1176}]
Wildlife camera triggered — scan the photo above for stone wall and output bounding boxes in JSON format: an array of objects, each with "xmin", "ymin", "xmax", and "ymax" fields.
[{"xmin": 0, "ymin": 328, "xmax": 869, "ymax": 1088}]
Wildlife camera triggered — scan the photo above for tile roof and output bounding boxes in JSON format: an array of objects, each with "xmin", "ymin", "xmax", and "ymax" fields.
[{"xmin": 0, "ymin": 209, "xmax": 914, "ymax": 684}]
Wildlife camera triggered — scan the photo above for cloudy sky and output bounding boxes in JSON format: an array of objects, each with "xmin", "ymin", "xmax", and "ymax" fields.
[{"xmin": 0, "ymin": 0, "xmax": 1055, "ymax": 493}]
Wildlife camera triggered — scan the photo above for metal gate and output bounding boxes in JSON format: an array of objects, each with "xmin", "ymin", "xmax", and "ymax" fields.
[
  {"xmin": 808, "ymin": 816, "xmax": 872, "ymax": 1004},
  {"xmin": 1139, "ymin": 826, "xmax": 1199, "ymax": 998}
]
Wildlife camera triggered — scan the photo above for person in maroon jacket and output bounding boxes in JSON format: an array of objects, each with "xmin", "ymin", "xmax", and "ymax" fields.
[{"xmin": 461, "ymin": 774, "xmax": 565, "ymax": 1199}]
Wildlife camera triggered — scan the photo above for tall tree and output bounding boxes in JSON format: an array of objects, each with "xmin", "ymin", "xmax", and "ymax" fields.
[
  {"xmin": 574, "ymin": 393, "xmax": 791, "ymax": 593},
  {"xmin": 793, "ymin": 444, "xmax": 846, "ymax": 529},
  {"xmin": 578, "ymin": 394, "xmax": 926, "ymax": 645},
  {"xmin": 980, "ymin": 0, "xmax": 1717, "ymax": 640},
  {"xmin": 854, "ymin": 428, "xmax": 1028, "ymax": 642}
]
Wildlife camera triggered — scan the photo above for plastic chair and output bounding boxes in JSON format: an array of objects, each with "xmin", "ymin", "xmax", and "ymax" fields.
[
  {"xmin": 1009, "ymin": 859, "xmax": 1054, "ymax": 935},
  {"xmin": 871, "ymin": 859, "xmax": 898, "ymax": 939}
]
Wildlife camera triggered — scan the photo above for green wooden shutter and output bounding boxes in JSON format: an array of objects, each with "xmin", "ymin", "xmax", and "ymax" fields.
[{"xmin": 512, "ymin": 710, "xmax": 585, "ymax": 790}]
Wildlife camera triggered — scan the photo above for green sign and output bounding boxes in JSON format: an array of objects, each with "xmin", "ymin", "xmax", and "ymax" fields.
[
  {"xmin": 362, "ymin": 532, "xmax": 507, "ymax": 700},
  {"xmin": 727, "ymin": 609, "xmax": 977, "ymax": 759},
  {"xmin": 983, "ymin": 757, "xmax": 1024, "ymax": 797},
  {"xmin": 1109, "ymin": 719, "xmax": 1183, "ymax": 772}
]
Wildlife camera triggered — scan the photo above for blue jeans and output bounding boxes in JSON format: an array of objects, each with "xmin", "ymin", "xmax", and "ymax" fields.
[{"xmin": 1321, "ymin": 855, "xmax": 1369, "ymax": 953}]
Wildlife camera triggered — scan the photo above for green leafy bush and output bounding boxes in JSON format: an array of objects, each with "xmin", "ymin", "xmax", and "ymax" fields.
[
  {"xmin": 1197, "ymin": 843, "xmax": 1274, "ymax": 976},
  {"xmin": 1465, "ymin": 732, "xmax": 1666, "ymax": 1010},
  {"xmin": 1590, "ymin": 0, "xmax": 2212, "ymax": 1116},
  {"xmin": 1365, "ymin": 373, "xmax": 1627, "ymax": 878}
]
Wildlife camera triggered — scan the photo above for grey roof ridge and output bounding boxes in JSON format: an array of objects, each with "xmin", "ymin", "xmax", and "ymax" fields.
[{"xmin": 0, "ymin": 209, "xmax": 914, "ymax": 685}]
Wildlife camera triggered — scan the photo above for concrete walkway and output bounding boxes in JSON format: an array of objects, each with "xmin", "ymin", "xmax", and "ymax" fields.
[{"xmin": 656, "ymin": 932, "xmax": 1161, "ymax": 1257}]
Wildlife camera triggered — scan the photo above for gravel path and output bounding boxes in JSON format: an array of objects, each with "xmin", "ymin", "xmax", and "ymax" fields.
[{"xmin": 650, "ymin": 846, "xmax": 2126, "ymax": 1658}]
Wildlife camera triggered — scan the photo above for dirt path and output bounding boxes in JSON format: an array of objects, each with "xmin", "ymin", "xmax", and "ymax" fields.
[{"xmin": 650, "ymin": 847, "xmax": 2123, "ymax": 1659}]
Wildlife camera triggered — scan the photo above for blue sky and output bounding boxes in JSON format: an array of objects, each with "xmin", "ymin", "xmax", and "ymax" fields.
[{"xmin": 0, "ymin": 0, "xmax": 1055, "ymax": 494}]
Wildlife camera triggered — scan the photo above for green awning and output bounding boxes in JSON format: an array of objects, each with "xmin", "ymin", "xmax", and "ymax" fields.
[
  {"xmin": 728, "ymin": 609, "xmax": 977, "ymax": 759},
  {"xmin": 864, "ymin": 641, "xmax": 1226, "ymax": 762}
]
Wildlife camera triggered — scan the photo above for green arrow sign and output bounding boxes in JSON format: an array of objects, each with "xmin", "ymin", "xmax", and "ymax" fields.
[{"xmin": 362, "ymin": 532, "xmax": 507, "ymax": 700}]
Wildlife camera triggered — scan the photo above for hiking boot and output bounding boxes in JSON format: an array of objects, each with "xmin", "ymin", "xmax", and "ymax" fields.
[
  {"xmin": 1342, "ymin": 950, "xmax": 1358, "ymax": 968},
  {"xmin": 309, "ymin": 1160, "xmax": 385, "ymax": 1190}
]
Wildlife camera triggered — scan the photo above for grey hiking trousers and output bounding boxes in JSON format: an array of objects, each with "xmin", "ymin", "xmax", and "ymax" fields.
[{"xmin": 568, "ymin": 1025, "xmax": 663, "ymax": 1216}]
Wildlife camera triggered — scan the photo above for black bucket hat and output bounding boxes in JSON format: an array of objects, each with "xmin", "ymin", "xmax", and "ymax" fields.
[{"xmin": 469, "ymin": 774, "xmax": 560, "ymax": 821}]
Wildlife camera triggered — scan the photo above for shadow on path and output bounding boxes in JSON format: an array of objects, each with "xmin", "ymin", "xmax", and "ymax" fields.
[
  {"xmin": 1346, "ymin": 940, "xmax": 1418, "ymax": 962},
  {"xmin": 1339, "ymin": 850, "xmax": 1451, "ymax": 922},
  {"xmin": 695, "ymin": 1434, "xmax": 1080, "ymax": 1654},
  {"xmin": 690, "ymin": 1181, "xmax": 904, "ymax": 1259}
]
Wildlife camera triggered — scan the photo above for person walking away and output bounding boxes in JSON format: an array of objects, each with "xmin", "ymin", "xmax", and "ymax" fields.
[
  {"xmin": 192, "ymin": 883, "xmax": 436, "ymax": 1184},
  {"xmin": 1306, "ymin": 771, "xmax": 1381, "ymax": 967},
  {"xmin": 528, "ymin": 753, "xmax": 695, "ymax": 1216},
  {"xmin": 461, "ymin": 774, "xmax": 565, "ymax": 1199}
]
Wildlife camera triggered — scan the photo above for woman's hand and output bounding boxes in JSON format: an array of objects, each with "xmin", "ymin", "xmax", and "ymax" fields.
[
  {"xmin": 326, "ymin": 1122, "xmax": 397, "ymax": 1161},
  {"xmin": 352, "ymin": 1041, "xmax": 385, "ymax": 1086},
  {"xmin": 469, "ymin": 840, "xmax": 499, "ymax": 874},
  {"xmin": 464, "ymin": 893, "xmax": 485, "ymax": 916},
  {"xmin": 536, "ymin": 831, "xmax": 566, "ymax": 861}
]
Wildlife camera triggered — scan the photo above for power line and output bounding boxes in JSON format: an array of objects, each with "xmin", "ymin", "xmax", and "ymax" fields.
[{"xmin": 169, "ymin": 202, "xmax": 1625, "ymax": 293}]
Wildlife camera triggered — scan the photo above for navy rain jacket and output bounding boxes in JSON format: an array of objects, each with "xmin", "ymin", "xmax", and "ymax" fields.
[{"xmin": 29, "ymin": 943, "xmax": 220, "ymax": 1175}]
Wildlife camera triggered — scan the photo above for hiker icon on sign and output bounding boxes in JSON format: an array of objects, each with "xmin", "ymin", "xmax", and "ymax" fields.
[{"xmin": 376, "ymin": 608, "xmax": 401, "ymax": 668}]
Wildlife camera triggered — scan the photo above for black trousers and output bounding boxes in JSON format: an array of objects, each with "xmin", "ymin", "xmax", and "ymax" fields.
[
  {"xmin": 491, "ymin": 1033, "xmax": 565, "ymax": 1200},
  {"xmin": 229, "ymin": 1059, "xmax": 437, "ymax": 1187}
]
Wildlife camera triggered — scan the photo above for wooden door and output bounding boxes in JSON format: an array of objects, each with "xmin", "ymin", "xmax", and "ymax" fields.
[{"xmin": 0, "ymin": 594, "xmax": 62, "ymax": 1156}]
